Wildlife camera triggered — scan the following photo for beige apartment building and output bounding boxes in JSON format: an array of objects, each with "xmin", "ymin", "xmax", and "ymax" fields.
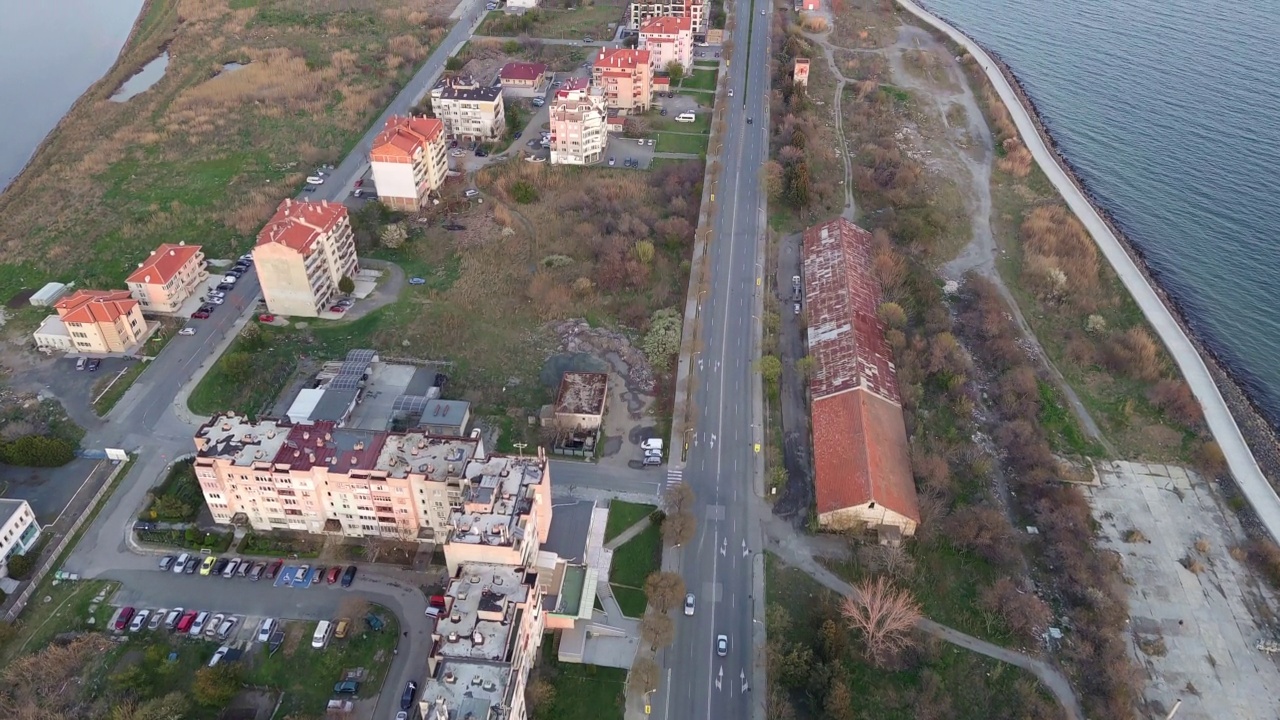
[
  {"xmin": 591, "ymin": 48, "xmax": 654, "ymax": 112},
  {"xmin": 126, "ymin": 243, "xmax": 207, "ymax": 314},
  {"xmin": 192, "ymin": 414, "xmax": 552, "ymax": 545},
  {"xmin": 45, "ymin": 289, "xmax": 148, "ymax": 354},
  {"xmin": 370, "ymin": 115, "xmax": 449, "ymax": 211},
  {"xmin": 628, "ymin": 0, "xmax": 706, "ymax": 34},
  {"xmin": 430, "ymin": 75, "xmax": 506, "ymax": 142},
  {"xmin": 639, "ymin": 15, "xmax": 694, "ymax": 73},
  {"xmin": 252, "ymin": 199, "xmax": 359, "ymax": 318},
  {"xmin": 0, "ymin": 499, "xmax": 41, "ymax": 579},
  {"xmin": 549, "ymin": 80, "xmax": 608, "ymax": 166}
]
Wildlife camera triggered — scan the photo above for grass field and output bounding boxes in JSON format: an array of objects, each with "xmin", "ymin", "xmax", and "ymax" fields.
[
  {"xmin": 655, "ymin": 132, "xmax": 709, "ymax": 155},
  {"xmin": 476, "ymin": 3, "xmax": 625, "ymax": 40},
  {"xmin": 679, "ymin": 67, "xmax": 718, "ymax": 91},
  {"xmin": 608, "ymin": 521, "xmax": 660, "ymax": 616},
  {"xmin": 250, "ymin": 615, "xmax": 399, "ymax": 716},
  {"xmin": 647, "ymin": 111, "xmax": 711, "ymax": 135},
  {"xmin": 605, "ymin": 501, "xmax": 656, "ymax": 543},
  {"xmin": 533, "ymin": 637, "xmax": 626, "ymax": 720}
]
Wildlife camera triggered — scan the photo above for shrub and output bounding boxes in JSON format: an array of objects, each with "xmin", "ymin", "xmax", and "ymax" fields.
[
  {"xmin": 0, "ymin": 435, "xmax": 76, "ymax": 467},
  {"xmin": 511, "ymin": 180, "xmax": 538, "ymax": 204},
  {"xmin": 6, "ymin": 552, "xmax": 36, "ymax": 580}
]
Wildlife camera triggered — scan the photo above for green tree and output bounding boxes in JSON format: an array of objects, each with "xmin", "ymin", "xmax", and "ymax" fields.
[
  {"xmin": 642, "ymin": 308, "xmax": 683, "ymax": 371},
  {"xmin": 5, "ymin": 552, "xmax": 36, "ymax": 580},
  {"xmin": 666, "ymin": 61, "xmax": 685, "ymax": 85},
  {"xmin": 795, "ymin": 356, "xmax": 817, "ymax": 379},
  {"xmin": 877, "ymin": 302, "xmax": 907, "ymax": 329},
  {"xmin": 192, "ymin": 665, "xmax": 240, "ymax": 707},
  {"xmin": 338, "ymin": 275, "xmax": 356, "ymax": 294},
  {"xmin": 0, "ymin": 435, "xmax": 75, "ymax": 467},
  {"xmin": 758, "ymin": 354, "xmax": 782, "ymax": 388},
  {"xmin": 151, "ymin": 495, "xmax": 193, "ymax": 521},
  {"xmin": 634, "ymin": 240, "xmax": 656, "ymax": 265},
  {"xmin": 783, "ymin": 161, "xmax": 811, "ymax": 208},
  {"xmin": 511, "ymin": 180, "xmax": 539, "ymax": 204}
]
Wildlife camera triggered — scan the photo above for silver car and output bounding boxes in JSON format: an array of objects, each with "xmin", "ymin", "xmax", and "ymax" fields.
[{"xmin": 684, "ymin": 593, "xmax": 695, "ymax": 616}]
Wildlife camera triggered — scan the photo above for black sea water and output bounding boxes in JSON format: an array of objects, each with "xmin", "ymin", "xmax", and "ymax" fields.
[{"xmin": 922, "ymin": 0, "xmax": 1280, "ymax": 427}]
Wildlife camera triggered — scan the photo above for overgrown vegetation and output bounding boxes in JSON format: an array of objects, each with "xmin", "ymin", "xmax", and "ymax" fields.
[
  {"xmin": 0, "ymin": 434, "xmax": 76, "ymax": 467},
  {"xmin": 527, "ymin": 636, "xmax": 625, "ymax": 720},
  {"xmin": 141, "ymin": 459, "xmax": 204, "ymax": 522}
]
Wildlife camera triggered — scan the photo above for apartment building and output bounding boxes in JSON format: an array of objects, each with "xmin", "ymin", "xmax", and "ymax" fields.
[
  {"xmin": 548, "ymin": 80, "xmax": 608, "ymax": 166},
  {"xmin": 591, "ymin": 48, "xmax": 653, "ymax": 112},
  {"xmin": 628, "ymin": 0, "xmax": 706, "ymax": 34},
  {"xmin": 0, "ymin": 499, "xmax": 41, "ymax": 579},
  {"xmin": 43, "ymin": 289, "xmax": 147, "ymax": 354},
  {"xmin": 370, "ymin": 115, "xmax": 449, "ymax": 211},
  {"xmin": 419, "ymin": 562, "xmax": 546, "ymax": 720},
  {"xmin": 430, "ymin": 75, "xmax": 506, "ymax": 142},
  {"xmin": 498, "ymin": 62, "xmax": 548, "ymax": 91},
  {"xmin": 442, "ymin": 447, "xmax": 552, "ymax": 575},
  {"xmin": 252, "ymin": 199, "xmax": 358, "ymax": 318},
  {"xmin": 126, "ymin": 242, "xmax": 207, "ymax": 313},
  {"xmin": 638, "ymin": 15, "xmax": 694, "ymax": 73}
]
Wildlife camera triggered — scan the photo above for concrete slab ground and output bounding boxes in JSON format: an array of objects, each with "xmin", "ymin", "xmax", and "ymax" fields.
[{"xmin": 1091, "ymin": 461, "xmax": 1280, "ymax": 720}]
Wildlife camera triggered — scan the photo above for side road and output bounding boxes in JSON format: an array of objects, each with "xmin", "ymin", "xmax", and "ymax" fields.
[{"xmin": 894, "ymin": 0, "xmax": 1280, "ymax": 542}]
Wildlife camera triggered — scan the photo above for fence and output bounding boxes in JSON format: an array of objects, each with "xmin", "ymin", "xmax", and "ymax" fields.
[{"xmin": 3, "ymin": 457, "xmax": 131, "ymax": 622}]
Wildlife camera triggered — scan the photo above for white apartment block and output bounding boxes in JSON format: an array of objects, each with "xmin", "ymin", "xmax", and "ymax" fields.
[
  {"xmin": 252, "ymin": 199, "xmax": 359, "ymax": 318},
  {"xmin": 0, "ymin": 499, "xmax": 41, "ymax": 579},
  {"xmin": 549, "ymin": 80, "xmax": 608, "ymax": 166},
  {"xmin": 370, "ymin": 115, "xmax": 450, "ymax": 211},
  {"xmin": 430, "ymin": 76, "xmax": 506, "ymax": 142},
  {"xmin": 639, "ymin": 15, "xmax": 694, "ymax": 73},
  {"xmin": 628, "ymin": 0, "xmax": 706, "ymax": 35}
]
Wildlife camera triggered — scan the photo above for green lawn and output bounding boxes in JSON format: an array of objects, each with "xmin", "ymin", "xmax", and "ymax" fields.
[
  {"xmin": 534, "ymin": 637, "xmax": 626, "ymax": 720},
  {"xmin": 679, "ymin": 67, "xmax": 718, "ymax": 91},
  {"xmin": 608, "ymin": 523, "xmax": 660, "ymax": 589},
  {"xmin": 655, "ymin": 132, "xmax": 709, "ymax": 155},
  {"xmin": 605, "ymin": 501, "xmax": 656, "ymax": 543},
  {"xmin": 647, "ymin": 111, "xmax": 711, "ymax": 135},
  {"xmin": 2, "ymin": 580, "xmax": 119, "ymax": 662},
  {"xmin": 610, "ymin": 585, "xmax": 648, "ymax": 618}
]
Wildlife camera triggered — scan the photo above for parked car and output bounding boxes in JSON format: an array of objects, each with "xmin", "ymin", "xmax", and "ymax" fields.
[
  {"xmin": 793, "ymin": 302, "xmax": 802, "ymax": 315},
  {"xmin": 295, "ymin": 565, "xmax": 311, "ymax": 584},
  {"xmin": 207, "ymin": 296, "xmax": 225, "ymax": 305},
  {"xmin": 341, "ymin": 565, "xmax": 357, "ymax": 587},
  {"xmin": 250, "ymin": 561, "xmax": 267, "ymax": 581},
  {"xmin": 164, "ymin": 608, "xmax": 183, "ymax": 630},
  {"xmin": 608, "ymin": 157, "xmax": 615, "ymax": 166},
  {"xmin": 645, "ymin": 448, "xmax": 663, "ymax": 458},
  {"xmin": 222, "ymin": 559, "xmax": 241, "ymax": 578},
  {"xmin": 642, "ymin": 438, "xmax": 663, "ymax": 451},
  {"xmin": 334, "ymin": 618, "xmax": 350, "ymax": 639},
  {"xmin": 87, "ymin": 358, "xmax": 101, "ymax": 371},
  {"xmin": 328, "ymin": 305, "xmax": 346, "ymax": 313},
  {"xmin": 178, "ymin": 327, "xmax": 196, "ymax": 336},
  {"xmin": 334, "ymin": 680, "xmax": 360, "ymax": 695},
  {"xmin": 306, "ymin": 176, "xmax": 325, "ymax": 184},
  {"xmin": 408, "ymin": 276, "xmax": 426, "ymax": 285},
  {"xmin": 205, "ymin": 613, "xmax": 225, "ymax": 637},
  {"xmin": 464, "ymin": 188, "xmax": 480, "ymax": 198},
  {"xmin": 221, "ymin": 274, "xmax": 237, "ymax": 284},
  {"xmin": 159, "ymin": 555, "xmax": 176, "ymax": 571},
  {"xmin": 175, "ymin": 610, "xmax": 198, "ymax": 633},
  {"xmin": 211, "ymin": 558, "xmax": 230, "ymax": 576},
  {"xmin": 257, "ymin": 618, "xmax": 275, "ymax": 643},
  {"xmin": 208, "ymin": 645, "xmax": 231, "ymax": 667},
  {"xmin": 191, "ymin": 310, "xmax": 210, "ymax": 319},
  {"xmin": 258, "ymin": 314, "xmax": 275, "ymax": 322},
  {"xmin": 190, "ymin": 611, "xmax": 211, "ymax": 635},
  {"xmin": 149, "ymin": 609, "xmax": 165, "ymax": 630},
  {"xmin": 199, "ymin": 556, "xmax": 218, "ymax": 576},
  {"xmin": 239, "ymin": 253, "xmax": 253, "ymax": 263},
  {"xmin": 400, "ymin": 681, "xmax": 419, "ymax": 710},
  {"xmin": 327, "ymin": 566, "xmax": 342, "ymax": 584},
  {"xmin": 216, "ymin": 617, "xmax": 237, "ymax": 639},
  {"xmin": 128, "ymin": 609, "xmax": 150, "ymax": 632},
  {"xmin": 265, "ymin": 559, "xmax": 284, "ymax": 580},
  {"xmin": 217, "ymin": 282, "xmax": 235, "ymax": 292},
  {"xmin": 183, "ymin": 557, "xmax": 200, "ymax": 574},
  {"xmin": 238, "ymin": 560, "xmax": 252, "ymax": 578},
  {"xmin": 76, "ymin": 357, "xmax": 87, "ymax": 370},
  {"xmin": 171, "ymin": 552, "xmax": 190, "ymax": 573}
]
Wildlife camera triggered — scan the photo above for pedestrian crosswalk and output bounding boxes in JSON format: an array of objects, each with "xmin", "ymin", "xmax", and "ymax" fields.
[{"xmin": 665, "ymin": 467, "xmax": 684, "ymax": 492}]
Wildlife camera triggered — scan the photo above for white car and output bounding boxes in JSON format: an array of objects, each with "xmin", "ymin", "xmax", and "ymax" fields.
[
  {"xmin": 295, "ymin": 564, "xmax": 310, "ymax": 583},
  {"xmin": 222, "ymin": 274, "xmax": 237, "ymax": 284},
  {"xmin": 728, "ymin": 88, "xmax": 734, "ymax": 97},
  {"xmin": 178, "ymin": 328, "xmax": 196, "ymax": 336},
  {"xmin": 207, "ymin": 296, "xmax": 225, "ymax": 305},
  {"xmin": 306, "ymin": 176, "xmax": 324, "ymax": 184},
  {"xmin": 716, "ymin": 634, "xmax": 729, "ymax": 656},
  {"xmin": 684, "ymin": 593, "xmax": 695, "ymax": 616},
  {"xmin": 208, "ymin": 290, "xmax": 226, "ymax": 299},
  {"xmin": 642, "ymin": 438, "xmax": 664, "ymax": 451},
  {"xmin": 129, "ymin": 609, "xmax": 151, "ymax": 632},
  {"xmin": 172, "ymin": 552, "xmax": 190, "ymax": 573},
  {"xmin": 208, "ymin": 645, "xmax": 231, "ymax": 667},
  {"xmin": 149, "ymin": 610, "xmax": 166, "ymax": 630},
  {"xmin": 190, "ymin": 611, "xmax": 210, "ymax": 635},
  {"xmin": 258, "ymin": 618, "xmax": 275, "ymax": 642},
  {"xmin": 222, "ymin": 559, "xmax": 240, "ymax": 578},
  {"xmin": 205, "ymin": 613, "xmax": 225, "ymax": 637}
]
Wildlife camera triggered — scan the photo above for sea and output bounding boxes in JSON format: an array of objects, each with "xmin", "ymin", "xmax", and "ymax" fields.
[{"xmin": 920, "ymin": 0, "xmax": 1280, "ymax": 429}]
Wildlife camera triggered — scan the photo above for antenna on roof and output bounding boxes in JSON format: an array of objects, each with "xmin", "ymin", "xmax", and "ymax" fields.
[{"xmin": 512, "ymin": 442, "xmax": 527, "ymax": 459}]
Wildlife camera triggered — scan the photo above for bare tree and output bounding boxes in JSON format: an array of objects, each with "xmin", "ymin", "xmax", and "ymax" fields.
[
  {"xmin": 644, "ymin": 571, "xmax": 686, "ymax": 614},
  {"xmin": 662, "ymin": 511, "xmax": 697, "ymax": 547},
  {"xmin": 627, "ymin": 656, "xmax": 662, "ymax": 697},
  {"xmin": 663, "ymin": 481, "xmax": 696, "ymax": 515},
  {"xmin": 639, "ymin": 611, "xmax": 675, "ymax": 651},
  {"xmin": 978, "ymin": 577, "xmax": 1051, "ymax": 644},
  {"xmin": 856, "ymin": 543, "xmax": 916, "ymax": 581},
  {"xmin": 840, "ymin": 577, "xmax": 922, "ymax": 667}
]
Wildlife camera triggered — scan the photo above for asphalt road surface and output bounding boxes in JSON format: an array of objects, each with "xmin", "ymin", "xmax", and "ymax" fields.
[{"xmin": 659, "ymin": 2, "xmax": 772, "ymax": 719}]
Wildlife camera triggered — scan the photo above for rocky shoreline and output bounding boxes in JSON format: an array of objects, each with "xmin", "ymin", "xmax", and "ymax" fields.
[{"xmin": 910, "ymin": 4, "xmax": 1280, "ymax": 500}]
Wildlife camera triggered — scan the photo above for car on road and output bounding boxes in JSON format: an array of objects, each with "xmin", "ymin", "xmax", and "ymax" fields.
[
  {"xmin": 531, "ymin": 97, "xmax": 544, "ymax": 107},
  {"xmin": 239, "ymin": 253, "xmax": 253, "ymax": 263},
  {"xmin": 87, "ymin": 358, "xmax": 101, "ymax": 371},
  {"xmin": 212, "ymin": 558, "xmax": 230, "ymax": 576},
  {"xmin": 258, "ymin": 314, "xmax": 275, "ymax": 322},
  {"xmin": 175, "ymin": 610, "xmax": 198, "ymax": 633},
  {"xmin": 685, "ymin": 593, "xmax": 695, "ymax": 616},
  {"xmin": 171, "ymin": 553, "xmax": 189, "ymax": 573},
  {"xmin": 149, "ymin": 610, "xmax": 165, "ymax": 630},
  {"xmin": 217, "ymin": 282, "xmax": 235, "ymax": 292},
  {"xmin": 178, "ymin": 327, "xmax": 196, "ymax": 336},
  {"xmin": 191, "ymin": 310, "xmax": 210, "ymax": 319},
  {"xmin": 728, "ymin": 88, "xmax": 733, "ymax": 97},
  {"xmin": 199, "ymin": 556, "xmax": 217, "ymax": 576},
  {"xmin": 306, "ymin": 176, "xmax": 325, "ymax": 184},
  {"xmin": 159, "ymin": 555, "xmax": 176, "ymax": 571},
  {"xmin": 716, "ymin": 634, "xmax": 729, "ymax": 656},
  {"xmin": 164, "ymin": 608, "xmax": 183, "ymax": 630},
  {"xmin": 327, "ymin": 566, "xmax": 342, "ymax": 584},
  {"xmin": 257, "ymin": 618, "xmax": 275, "ymax": 643},
  {"xmin": 76, "ymin": 357, "xmax": 87, "ymax": 370},
  {"xmin": 295, "ymin": 565, "xmax": 310, "ymax": 583},
  {"xmin": 647, "ymin": 138, "xmax": 654, "ymax": 145},
  {"xmin": 396, "ymin": 713, "xmax": 408, "ymax": 720},
  {"xmin": 582, "ymin": 36, "xmax": 594, "ymax": 43},
  {"xmin": 746, "ymin": 117, "xmax": 753, "ymax": 124},
  {"xmin": 401, "ymin": 681, "xmax": 419, "ymax": 710},
  {"xmin": 341, "ymin": 565, "xmax": 357, "ymax": 587},
  {"xmin": 205, "ymin": 613, "xmax": 225, "ymax": 637},
  {"xmin": 334, "ymin": 680, "xmax": 360, "ymax": 695},
  {"xmin": 128, "ymin": 609, "xmax": 150, "ymax": 632},
  {"xmin": 250, "ymin": 561, "xmax": 267, "ymax": 581},
  {"xmin": 514, "ymin": 130, "xmax": 522, "ymax": 139},
  {"xmin": 608, "ymin": 157, "xmax": 615, "ymax": 166},
  {"xmin": 115, "ymin": 607, "xmax": 136, "ymax": 631},
  {"xmin": 793, "ymin": 302, "xmax": 801, "ymax": 315},
  {"xmin": 190, "ymin": 611, "xmax": 211, "ymax": 635},
  {"xmin": 208, "ymin": 645, "xmax": 230, "ymax": 667},
  {"xmin": 222, "ymin": 559, "xmax": 241, "ymax": 578},
  {"xmin": 265, "ymin": 559, "xmax": 284, "ymax": 580}
]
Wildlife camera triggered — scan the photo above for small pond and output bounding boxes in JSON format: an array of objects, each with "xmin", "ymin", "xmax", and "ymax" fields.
[{"xmin": 110, "ymin": 52, "xmax": 169, "ymax": 102}]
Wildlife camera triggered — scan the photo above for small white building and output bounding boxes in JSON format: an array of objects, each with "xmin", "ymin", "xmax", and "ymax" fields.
[
  {"xmin": 32, "ymin": 315, "xmax": 73, "ymax": 352},
  {"xmin": 0, "ymin": 499, "xmax": 42, "ymax": 579},
  {"xmin": 28, "ymin": 282, "xmax": 69, "ymax": 307},
  {"xmin": 507, "ymin": 0, "xmax": 540, "ymax": 10}
]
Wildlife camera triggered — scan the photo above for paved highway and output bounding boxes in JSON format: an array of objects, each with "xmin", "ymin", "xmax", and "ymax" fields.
[{"xmin": 661, "ymin": 1, "xmax": 772, "ymax": 719}]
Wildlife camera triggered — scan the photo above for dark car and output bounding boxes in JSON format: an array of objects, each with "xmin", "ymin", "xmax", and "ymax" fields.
[
  {"xmin": 191, "ymin": 310, "xmax": 210, "ymax": 319},
  {"xmin": 746, "ymin": 117, "xmax": 753, "ymax": 124},
  {"xmin": 341, "ymin": 565, "xmax": 357, "ymax": 587},
  {"xmin": 114, "ymin": 607, "xmax": 136, "ymax": 631},
  {"xmin": 212, "ymin": 558, "xmax": 229, "ymax": 576},
  {"xmin": 334, "ymin": 680, "xmax": 360, "ymax": 695},
  {"xmin": 265, "ymin": 559, "xmax": 284, "ymax": 580},
  {"xmin": 400, "ymin": 681, "xmax": 419, "ymax": 710},
  {"xmin": 135, "ymin": 521, "xmax": 157, "ymax": 532},
  {"xmin": 87, "ymin": 358, "xmax": 101, "ymax": 371},
  {"xmin": 327, "ymin": 566, "xmax": 342, "ymax": 584},
  {"xmin": 183, "ymin": 557, "xmax": 200, "ymax": 574},
  {"xmin": 217, "ymin": 282, "xmax": 235, "ymax": 292}
]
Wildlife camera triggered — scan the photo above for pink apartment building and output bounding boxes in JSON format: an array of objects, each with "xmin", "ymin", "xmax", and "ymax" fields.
[
  {"xmin": 369, "ymin": 115, "xmax": 449, "ymax": 211},
  {"xmin": 549, "ymin": 79, "xmax": 608, "ymax": 166},
  {"xmin": 628, "ymin": 0, "xmax": 706, "ymax": 34},
  {"xmin": 591, "ymin": 48, "xmax": 654, "ymax": 112},
  {"xmin": 639, "ymin": 15, "xmax": 694, "ymax": 73},
  {"xmin": 126, "ymin": 243, "xmax": 207, "ymax": 314}
]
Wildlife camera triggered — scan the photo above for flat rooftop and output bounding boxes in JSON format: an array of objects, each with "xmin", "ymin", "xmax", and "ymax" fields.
[
  {"xmin": 554, "ymin": 371, "xmax": 608, "ymax": 416},
  {"xmin": 436, "ymin": 563, "xmax": 531, "ymax": 661},
  {"xmin": 447, "ymin": 456, "xmax": 545, "ymax": 547},
  {"xmin": 420, "ymin": 659, "xmax": 508, "ymax": 720}
]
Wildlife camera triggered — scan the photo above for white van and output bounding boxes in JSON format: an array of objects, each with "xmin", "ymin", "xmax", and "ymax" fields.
[
  {"xmin": 257, "ymin": 617, "xmax": 275, "ymax": 643},
  {"xmin": 312, "ymin": 620, "xmax": 332, "ymax": 649},
  {"xmin": 675, "ymin": 111, "xmax": 696, "ymax": 123}
]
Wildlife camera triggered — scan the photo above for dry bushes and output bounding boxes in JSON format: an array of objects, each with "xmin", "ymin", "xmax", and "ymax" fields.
[
  {"xmin": 0, "ymin": 633, "xmax": 111, "ymax": 717},
  {"xmin": 1020, "ymin": 205, "xmax": 1099, "ymax": 306},
  {"xmin": 1102, "ymin": 326, "xmax": 1164, "ymax": 382},
  {"xmin": 798, "ymin": 14, "xmax": 830, "ymax": 32},
  {"xmin": 983, "ymin": 86, "xmax": 1033, "ymax": 178},
  {"xmin": 174, "ymin": 48, "xmax": 327, "ymax": 114},
  {"xmin": 979, "ymin": 577, "xmax": 1052, "ymax": 644}
]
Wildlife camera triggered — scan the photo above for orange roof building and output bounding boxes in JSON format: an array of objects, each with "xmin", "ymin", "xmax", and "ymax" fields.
[
  {"xmin": 803, "ymin": 218, "xmax": 919, "ymax": 536},
  {"xmin": 639, "ymin": 15, "xmax": 694, "ymax": 72},
  {"xmin": 252, "ymin": 199, "xmax": 359, "ymax": 318},
  {"xmin": 50, "ymin": 289, "xmax": 148, "ymax": 354},
  {"xmin": 591, "ymin": 48, "xmax": 654, "ymax": 111},
  {"xmin": 126, "ymin": 242, "xmax": 207, "ymax": 314},
  {"xmin": 370, "ymin": 115, "xmax": 449, "ymax": 211}
]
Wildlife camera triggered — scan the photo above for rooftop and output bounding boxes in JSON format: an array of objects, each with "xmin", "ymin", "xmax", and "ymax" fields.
[
  {"xmin": 126, "ymin": 243, "xmax": 203, "ymax": 286},
  {"xmin": 553, "ymin": 371, "xmax": 608, "ymax": 416},
  {"xmin": 256, "ymin": 199, "xmax": 348, "ymax": 255},
  {"xmin": 53, "ymin": 289, "xmax": 138, "ymax": 326},
  {"xmin": 447, "ymin": 455, "xmax": 547, "ymax": 547},
  {"xmin": 0, "ymin": 498, "xmax": 30, "ymax": 528},
  {"xmin": 498, "ymin": 61, "xmax": 547, "ymax": 82},
  {"xmin": 555, "ymin": 77, "xmax": 591, "ymax": 96},
  {"xmin": 420, "ymin": 659, "xmax": 508, "ymax": 720},
  {"xmin": 593, "ymin": 48, "xmax": 651, "ymax": 73},
  {"xmin": 372, "ymin": 115, "xmax": 444, "ymax": 159},
  {"xmin": 433, "ymin": 75, "xmax": 502, "ymax": 103},
  {"xmin": 640, "ymin": 15, "xmax": 692, "ymax": 35},
  {"xmin": 812, "ymin": 388, "xmax": 918, "ymax": 522},
  {"xmin": 434, "ymin": 562, "xmax": 532, "ymax": 661},
  {"xmin": 802, "ymin": 217, "xmax": 899, "ymax": 404},
  {"xmin": 542, "ymin": 499, "xmax": 594, "ymax": 564}
]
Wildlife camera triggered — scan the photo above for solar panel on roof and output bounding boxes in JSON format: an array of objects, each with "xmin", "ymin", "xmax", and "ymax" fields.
[
  {"xmin": 391, "ymin": 394, "xmax": 431, "ymax": 417},
  {"xmin": 328, "ymin": 375, "xmax": 362, "ymax": 391},
  {"xmin": 345, "ymin": 348, "xmax": 375, "ymax": 363}
]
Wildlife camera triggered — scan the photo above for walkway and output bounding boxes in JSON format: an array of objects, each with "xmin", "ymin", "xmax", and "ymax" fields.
[
  {"xmin": 894, "ymin": 0, "xmax": 1280, "ymax": 541},
  {"xmin": 605, "ymin": 516, "xmax": 653, "ymax": 551}
]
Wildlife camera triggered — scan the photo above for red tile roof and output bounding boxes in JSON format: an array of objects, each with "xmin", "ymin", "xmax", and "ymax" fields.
[
  {"xmin": 54, "ymin": 289, "xmax": 138, "ymax": 325},
  {"xmin": 256, "ymin": 199, "xmax": 349, "ymax": 255},
  {"xmin": 640, "ymin": 15, "xmax": 692, "ymax": 35},
  {"xmin": 802, "ymin": 218, "xmax": 899, "ymax": 404},
  {"xmin": 127, "ymin": 243, "xmax": 202, "ymax": 286},
  {"xmin": 557, "ymin": 77, "xmax": 591, "ymax": 97},
  {"xmin": 499, "ymin": 61, "xmax": 548, "ymax": 82},
  {"xmin": 594, "ymin": 48, "xmax": 651, "ymax": 73},
  {"xmin": 372, "ymin": 116, "xmax": 443, "ymax": 160},
  {"xmin": 812, "ymin": 390, "xmax": 919, "ymax": 523},
  {"xmin": 274, "ymin": 421, "xmax": 340, "ymax": 471}
]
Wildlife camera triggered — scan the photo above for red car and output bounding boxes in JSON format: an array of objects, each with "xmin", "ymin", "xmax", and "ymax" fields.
[
  {"xmin": 114, "ymin": 607, "xmax": 136, "ymax": 631},
  {"xmin": 258, "ymin": 314, "xmax": 275, "ymax": 323},
  {"xmin": 191, "ymin": 310, "xmax": 210, "ymax": 319},
  {"xmin": 329, "ymin": 305, "xmax": 346, "ymax": 313},
  {"xmin": 327, "ymin": 566, "xmax": 342, "ymax": 584},
  {"xmin": 175, "ymin": 609, "xmax": 198, "ymax": 633},
  {"xmin": 354, "ymin": 179, "xmax": 364, "ymax": 187},
  {"xmin": 265, "ymin": 559, "xmax": 284, "ymax": 580}
]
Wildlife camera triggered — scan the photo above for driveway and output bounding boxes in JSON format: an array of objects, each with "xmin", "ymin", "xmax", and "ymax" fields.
[
  {"xmin": 340, "ymin": 258, "xmax": 404, "ymax": 322},
  {"xmin": 772, "ymin": 232, "xmax": 815, "ymax": 518}
]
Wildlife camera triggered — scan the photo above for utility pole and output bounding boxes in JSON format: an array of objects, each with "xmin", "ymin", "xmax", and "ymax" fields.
[{"xmin": 512, "ymin": 442, "xmax": 527, "ymax": 459}]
